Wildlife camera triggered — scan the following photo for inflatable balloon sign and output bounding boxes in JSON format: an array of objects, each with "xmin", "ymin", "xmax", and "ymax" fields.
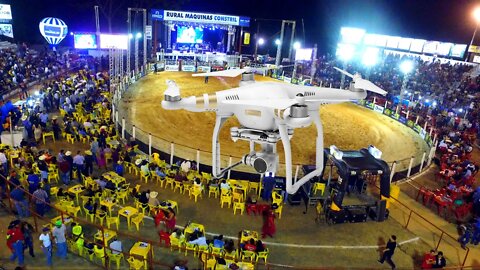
[{"xmin": 39, "ymin": 17, "xmax": 68, "ymax": 49}]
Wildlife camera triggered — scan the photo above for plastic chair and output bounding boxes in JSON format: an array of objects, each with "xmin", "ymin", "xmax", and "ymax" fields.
[
  {"xmin": 182, "ymin": 182, "xmax": 193, "ymax": 195},
  {"xmin": 140, "ymin": 171, "xmax": 150, "ymax": 184},
  {"xmin": 96, "ymin": 211, "xmax": 107, "ymax": 226},
  {"xmin": 184, "ymin": 242, "xmax": 198, "ymax": 257},
  {"xmin": 155, "ymin": 175, "xmax": 165, "ymax": 188},
  {"xmin": 116, "ymin": 189, "xmax": 128, "ymax": 205},
  {"xmin": 313, "ymin": 182, "xmax": 326, "ymax": 196},
  {"xmin": 208, "ymin": 185, "xmax": 219, "ymax": 198},
  {"xmin": 159, "ymin": 231, "xmax": 171, "ymax": 246},
  {"xmin": 248, "ymin": 181, "xmax": 260, "ymax": 195},
  {"xmin": 131, "ymin": 213, "xmax": 145, "ymax": 231},
  {"xmin": 93, "ymin": 245, "xmax": 106, "ymax": 265},
  {"xmin": 173, "ymin": 180, "xmax": 183, "ymax": 193},
  {"xmin": 241, "ymin": 250, "xmax": 256, "ymax": 262},
  {"xmin": 272, "ymin": 192, "xmax": 283, "ymax": 206},
  {"xmin": 220, "ymin": 192, "xmax": 232, "ymax": 208},
  {"xmin": 166, "ymin": 200, "xmax": 179, "ymax": 214},
  {"xmin": 233, "ymin": 201, "xmax": 245, "ymax": 215},
  {"xmin": 210, "ymin": 245, "xmax": 224, "ymax": 258},
  {"xmin": 256, "ymin": 248, "xmax": 269, "ymax": 263},
  {"xmin": 139, "ymin": 203, "xmax": 150, "ymax": 215},
  {"xmin": 206, "ymin": 258, "xmax": 217, "ymax": 270},
  {"xmin": 127, "ymin": 256, "xmax": 144, "ymax": 270},
  {"xmin": 273, "ymin": 203, "xmax": 283, "ymax": 219},
  {"xmin": 197, "ymin": 244, "xmax": 209, "ymax": 257},
  {"xmin": 224, "ymin": 249, "xmax": 237, "ymax": 260},
  {"xmin": 66, "ymin": 134, "xmax": 75, "ymax": 144},
  {"xmin": 66, "ymin": 206, "xmax": 81, "ymax": 217},
  {"xmin": 106, "ymin": 214, "xmax": 120, "ymax": 230},
  {"xmin": 232, "ymin": 192, "xmax": 243, "ymax": 203},
  {"xmin": 107, "ymin": 250, "xmax": 124, "ymax": 269},
  {"xmin": 84, "ymin": 206, "xmax": 95, "ymax": 222},
  {"xmin": 169, "ymin": 235, "xmax": 183, "ymax": 253},
  {"xmin": 189, "ymin": 186, "xmax": 203, "ymax": 202},
  {"xmin": 47, "ymin": 171, "xmax": 59, "ymax": 184},
  {"xmin": 165, "ymin": 177, "xmax": 175, "ymax": 190}
]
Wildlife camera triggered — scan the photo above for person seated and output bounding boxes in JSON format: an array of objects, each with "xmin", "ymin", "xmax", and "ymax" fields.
[
  {"xmin": 149, "ymin": 191, "xmax": 160, "ymax": 208},
  {"xmin": 57, "ymin": 188, "xmax": 74, "ymax": 200},
  {"xmin": 193, "ymin": 178, "xmax": 203, "ymax": 191},
  {"xmin": 421, "ymin": 249, "xmax": 436, "ymax": 269},
  {"xmin": 95, "ymin": 177, "xmax": 107, "ymax": 190},
  {"xmin": 109, "ymin": 237, "xmax": 122, "ymax": 255},
  {"xmin": 255, "ymin": 240, "xmax": 265, "ymax": 253},
  {"xmin": 171, "ymin": 229, "xmax": 185, "ymax": 242},
  {"xmin": 115, "ymin": 161, "xmax": 124, "ymax": 176},
  {"xmin": 243, "ymin": 238, "xmax": 256, "ymax": 251},
  {"xmin": 188, "ymin": 230, "xmax": 208, "ymax": 247},
  {"xmin": 105, "ymin": 180, "xmax": 116, "ymax": 191},
  {"xmin": 432, "ymin": 251, "xmax": 446, "ymax": 268},
  {"xmin": 84, "ymin": 199, "xmax": 96, "ymax": 214},
  {"xmin": 139, "ymin": 190, "xmax": 150, "ymax": 205},
  {"xmin": 220, "ymin": 179, "xmax": 230, "ymax": 191},
  {"xmin": 97, "ymin": 205, "xmax": 107, "ymax": 219},
  {"xmin": 140, "ymin": 161, "xmax": 151, "ymax": 176},
  {"xmin": 213, "ymin": 234, "xmax": 224, "ymax": 248}
]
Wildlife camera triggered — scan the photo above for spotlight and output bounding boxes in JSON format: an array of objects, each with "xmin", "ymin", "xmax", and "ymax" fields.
[
  {"xmin": 275, "ymin": 39, "xmax": 281, "ymax": 45},
  {"xmin": 293, "ymin": 41, "xmax": 301, "ymax": 50},
  {"xmin": 136, "ymin": 32, "xmax": 142, "ymax": 38}
]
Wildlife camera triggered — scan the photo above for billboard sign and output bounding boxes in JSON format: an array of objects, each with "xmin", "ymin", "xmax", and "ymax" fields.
[
  {"xmin": 451, "ymin": 44, "xmax": 467, "ymax": 58},
  {"xmin": 295, "ymin": 48, "xmax": 313, "ymax": 61},
  {"xmin": 100, "ymin": 34, "xmax": 128, "ymax": 50},
  {"xmin": 423, "ymin": 41, "xmax": 439, "ymax": 54},
  {"xmin": 410, "ymin": 39, "xmax": 425, "ymax": 53},
  {"xmin": 436, "ymin": 42, "xmax": 452, "ymax": 56},
  {"xmin": 0, "ymin": 4, "xmax": 12, "ymax": 20},
  {"xmin": 151, "ymin": 9, "xmax": 250, "ymax": 27},
  {"xmin": 74, "ymin": 34, "xmax": 97, "ymax": 49},
  {"xmin": 145, "ymin": 25, "xmax": 152, "ymax": 40}
]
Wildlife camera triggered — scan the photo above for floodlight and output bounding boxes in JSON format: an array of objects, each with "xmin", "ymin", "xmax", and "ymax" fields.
[
  {"xmin": 362, "ymin": 47, "xmax": 379, "ymax": 67},
  {"xmin": 426, "ymin": 99, "xmax": 429, "ymax": 102},
  {"xmin": 474, "ymin": 7, "xmax": 480, "ymax": 23},
  {"xmin": 418, "ymin": 95, "xmax": 422, "ymax": 100},
  {"xmin": 70, "ymin": 32, "xmax": 74, "ymax": 36},
  {"xmin": 400, "ymin": 60, "xmax": 414, "ymax": 74},
  {"xmin": 275, "ymin": 39, "xmax": 281, "ymax": 45},
  {"xmin": 293, "ymin": 41, "xmax": 301, "ymax": 50},
  {"xmin": 258, "ymin": 38, "xmax": 265, "ymax": 45},
  {"xmin": 336, "ymin": 43, "xmax": 355, "ymax": 61},
  {"xmin": 128, "ymin": 33, "xmax": 133, "ymax": 39},
  {"xmin": 459, "ymin": 108, "xmax": 463, "ymax": 113},
  {"xmin": 136, "ymin": 32, "xmax": 142, "ymax": 38}
]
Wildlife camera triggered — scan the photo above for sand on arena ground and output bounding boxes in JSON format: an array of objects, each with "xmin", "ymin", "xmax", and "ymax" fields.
[{"xmin": 119, "ymin": 72, "xmax": 429, "ymax": 174}]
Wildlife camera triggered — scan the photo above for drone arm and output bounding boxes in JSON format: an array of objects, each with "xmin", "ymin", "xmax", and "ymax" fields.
[{"xmin": 212, "ymin": 115, "xmax": 227, "ymax": 177}]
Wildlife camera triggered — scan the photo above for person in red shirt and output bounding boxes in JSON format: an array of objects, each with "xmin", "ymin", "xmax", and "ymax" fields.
[
  {"xmin": 243, "ymin": 238, "xmax": 256, "ymax": 251},
  {"xmin": 7, "ymin": 222, "xmax": 24, "ymax": 252},
  {"xmin": 421, "ymin": 249, "xmax": 436, "ymax": 269}
]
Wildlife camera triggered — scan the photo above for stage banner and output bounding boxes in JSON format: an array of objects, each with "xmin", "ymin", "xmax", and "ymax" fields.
[
  {"xmin": 151, "ymin": 9, "xmax": 250, "ymax": 27},
  {"xmin": 399, "ymin": 116, "xmax": 407, "ymax": 124},
  {"xmin": 373, "ymin": 104, "xmax": 384, "ymax": 113},
  {"xmin": 197, "ymin": 66, "xmax": 211, "ymax": 72},
  {"xmin": 0, "ymin": 4, "xmax": 12, "ymax": 20},
  {"xmin": 384, "ymin": 108, "xmax": 392, "ymax": 116},
  {"xmin": 165, "ymin": 65, "xmax": 179, "ymax": 71},
  {"xmin": 182, "ymin": 65, "xmax": 196, "ymax": 72}
]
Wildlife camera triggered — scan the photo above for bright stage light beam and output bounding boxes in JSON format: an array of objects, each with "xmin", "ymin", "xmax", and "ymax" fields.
[
  {"xmin": 400, "ymin": 60, "xmax": 414, "ymax": 74},
  {"xmin": 275, "ymin": 39, "xmax": 281, "ymax": 45},
  {"xmin": 293, "ymin": 41, "xmax": 301, "ymax": 50},
  {"xmin": 136, "ymin": 32, "xmax": 142, "ymax": 39},
  {"xmin": 362, "ymin": 47, "xmax": 379, "ymax": 67},
  {"xmin": 258, "ymin": 38, "xmax": 265, "ymax": 45}
]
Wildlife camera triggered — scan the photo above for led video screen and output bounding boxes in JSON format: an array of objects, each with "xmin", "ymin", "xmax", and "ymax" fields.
[
  {"xmin": 176, "ymin": 26, "xmax": 203, "ymax": 44},
  {"xmin": 295, "ymin": 48, "xmax": 313, "ymax": 61},
  {"xmin": 450, "ymin": 44, "xmax": 467, "ymax": 58},
  {"xmin": 410, "ymin": 39, "xmax": 425, "ymax": 53},
  {"xmin": 423, "ymin": 41, "xmax": 439, "ymax": 54},
  {"xmin": 436, "ymin": 42, "xmax": 452, "ymax": 56},
  {"xmin": 74, "ymin": 34, "xmax": 97, "ymax": 49}
]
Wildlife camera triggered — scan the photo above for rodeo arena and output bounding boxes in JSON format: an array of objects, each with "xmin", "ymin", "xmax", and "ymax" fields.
[{"xmin": 1, "ymin": 2, "xmax": 480, "ymax": 270}]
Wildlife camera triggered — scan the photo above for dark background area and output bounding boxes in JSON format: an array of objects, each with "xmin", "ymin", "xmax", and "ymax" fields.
[{"xmin": 2, "ymin": 0, "xmax": 479, "ymax": 54}]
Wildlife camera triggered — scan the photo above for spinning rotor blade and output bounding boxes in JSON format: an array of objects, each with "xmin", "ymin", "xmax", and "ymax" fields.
[
  {"xmin": 192, "ymin": 68, "xmax": 246, "ymax": 77},
  {"xmin": 223, "ymin": 98, "xmax": 297, "ymax": 110},
  {"xmin": 354, "ymin": 79, "xmax": 387, "ymax": 96},
  {"xmin": 333, "ymin": 67, "xmax": 354, "ymax": 78}
]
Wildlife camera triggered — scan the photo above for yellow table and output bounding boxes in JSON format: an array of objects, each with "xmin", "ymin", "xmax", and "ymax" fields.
[
  {"xmin": 240, "ymin": 230, "xmax": 259, "ymax": 244},
  {"xmin": 103, "ymin": 171, "xmax": 126, "ymax": 187},
  {"xmin": 68, "ymin": 184, "xmax": 85, "ymax": 204},
  {"xmin": 119, "ymin": 206, "xmax": 138, "ymax": 227},
  {"xmin": 100, "ymin": 199, "xmax": 116, "ymax": 215},
  {"xmin": 229, "ymin": 180, "xmax": 248, "ymax": 200},
  {"xmin": 94, "ymin": 229, "xmax": 117, "ymax": 244},
  {"xmin": 49, "ymin": 215, "xmax": 73, "ymax": 229},
  {"xmin": 158, "ymin": 200, "xmax": 179, "ymax": 214},
  {"xmin": 129, "ymin": 241, "xmax": 151, "ymax": 268}
]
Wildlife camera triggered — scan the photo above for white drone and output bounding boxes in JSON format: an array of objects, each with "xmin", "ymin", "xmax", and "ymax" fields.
[{"xmin": 161, "ymin": 67, "xmax": 386, "ymax": 194}]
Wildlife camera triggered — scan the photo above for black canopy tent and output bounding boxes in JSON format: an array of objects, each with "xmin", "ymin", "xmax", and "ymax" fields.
[{"xmin": 320, "ymin": 148, "xmax": 391, "ymax": 211}]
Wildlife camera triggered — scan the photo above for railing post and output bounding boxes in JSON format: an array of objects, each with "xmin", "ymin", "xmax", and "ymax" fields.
[
  {"xmin": 384, "ymin": 101, "xmax": 388, "ymax": 110},
  {"xmin": 462, "ymin": 247, "xmax": 470, "ymax": 268},
  {"xmin": 395, "ymin": 105, "xmax": 399, "ymax": 115},
  {"xmin": 101, "ymin": 226, "xmax": 107, "ymax": 268},
  {"xmin": 196, "ymin": 149, "xmax": 200, "ymax": 172},
  {"xmin": 406, "ymin": 156, "xmax": 414, "ymax": 178},
  {"xmin": 423, "ymin": 120, "xmax": 427, "ymax": 131},
  {"xmin": 405, "ymin": 110, "xmax": 410, "ymax": 119},
  {"xmin": 227, "ymin": 156, "xmax": 233, "ymax": 179},
  {"xmin": 373, "ymin": 97, "xmax": 376, "ymax": 104},
  {"xmin": 122, "ymin": 117, "xmax": 126, "ymax": 139},
  {"xmin": 404, "ymin": 210, "xmax": 413, "ymax": 229},
  {"xmin": 148, "ymin": 133, "xmax": 152, "ymax": 158},
  {"xmin": 149, "ymin": 241, "xmax": 154, "ymax": 270},
  {"xmin": 419, "ymin": 152, "xmax": 427, "ymax": 172},
  {"xmin": 429, "ymin": 127, "xmax": 433, "ymax": 137},
  {"xmin": 415, "ymin": 115, "xmax": 420, "ymax": 125},
  {"xmin": 132, "ymin": 125, "xmax": 136, "ymax": 140},
  {"xmin": 170, "ymin": 142, "xmax": 174, "ymax": 165},
  {"xmin": 435, "ymin": 231, "xmax": 444, "ymax": 250},
  {"xmin": 115, "ymin": 111, "xmax": 119, "ymax": 126},
  {"xmin": 389, "ymin": 161, "xmax": 397, "ymax": 183}
]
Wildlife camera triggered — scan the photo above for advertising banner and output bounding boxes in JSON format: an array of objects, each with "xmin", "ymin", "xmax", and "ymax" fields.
[
  {"xmin": 100, "ymin": 34, "xmax": 128, "ymax": 50},
  {"xmin": 165, "ymin": 65, "xmax": 179, "ymax": 71},
  {"xmin": 0, "ymin": 4, "xmax": 12, "ymax": 20},
  {"xmin": 365, "ymin": 102, "xmax": 374, "ymax": 109},
  {"xmin": 151, "ymin": 9, "xmax": 250, "ymax": 27},
  {"xmin": 419, "ymin": 128, "xmax": 427, "ymax": 139},
  {"xmin": 182, "ymin": 65, "xmax": 196, "ymax": 72},
  {"xmin": 197, "ymin": 66, "xmax": 211, "ymax": 72},
  {"xmin": 283, "ymin": 77, "xmax": 292, "ymax": 83},
  {"xmin": 0, "ymin": 24, "xmax": 13, "ymax": 38},
  {"xmin": 373, "ymin": 104, "xmax": 384, "ymax": 113},
  {"xmin": 145, "ymin": 25, "xmax": 152, "ymax": 40}
]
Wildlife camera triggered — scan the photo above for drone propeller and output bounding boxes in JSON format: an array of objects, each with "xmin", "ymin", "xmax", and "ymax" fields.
[
  {"xmin": 192, "ymin": 65, "xmax": 295, "ymax": 78},
  {"xmin": 333, "ymin": 67, "xmax": 387, "ymax": 96},
  {"xmin": 223, "ymin": 98, "xmax": 297, "ymax": 110}
]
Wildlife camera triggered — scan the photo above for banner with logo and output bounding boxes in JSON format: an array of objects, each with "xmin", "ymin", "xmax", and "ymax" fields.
[
  {"xmin": 182, "ymin": 65, "xmax": 196, "ymax": 72},
  {"xmin": 145, "ymin": 25, "xmax": 152, "ymax": 40},
  {"xmin": 0, "ymin": 4, "xmax": 12, "ymax": 20},
  {"xmin": 165, "ymin": 65, "xmax": 179, "ymax": 71},
  {"xmin": 283, "ymin": 76, "xmax": 292, "ymax": 83},
  {"xmin": 151, "ymin": 9, "xmax": 250, "ymax": 27},
  {"xmin": 197, "ymin": 66, "xmax": 211, "ymax": 73},
  {"xmin": 373, "ymin": 104, "xmax": 384, "ymax": 113},
  {"xmin": 0, "ymin": 24, "xmax": 13, "ymax": 38},
  {"xmin": 0, "ymin": 4, "xmax": 13, "ymax": 38}
]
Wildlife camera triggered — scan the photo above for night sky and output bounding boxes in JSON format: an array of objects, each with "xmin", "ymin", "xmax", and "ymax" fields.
[{"xmin": 3, "ymin": 0, "xmax": 480, "ymax": 54}]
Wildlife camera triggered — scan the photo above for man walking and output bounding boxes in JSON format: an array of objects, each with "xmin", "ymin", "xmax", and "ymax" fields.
[
  {"xmin": 52, "ymin": 220, "xmax": 67, "ymax": 259},
  {"xmin": 73, "ymin": 151, "xmax": 84, "ymax": 182},
  {"xmin": 39, "ymin": 227, "xmax": 53, "ymax": 266},
  {"xmin": 10, "ymin": 186, "xmax": 29, "ymax": 218},
  {"xmin": 32, "ymin": 185, "xmax": 49, "ymax": 216},
  {"xmin": 378, "ymin": 235, "xmax": 397, "ymax": 270}
]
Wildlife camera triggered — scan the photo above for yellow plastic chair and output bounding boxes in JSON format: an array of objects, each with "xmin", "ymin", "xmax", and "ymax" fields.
[
  {"xmin": 241, "ymin": 250, "xmax": 256, "ymax": 262},
  {"xmin": 96, "ymin": 211, "xmax": 107, "ymax": 226},
  {"xmin": 66, "ymin": 134, "xmax": 75, "ymax": 144},
  {"xmin": 208, "ymin": 185, "xmax": 219, "ymax": 198},
  {"xmin": 189, "ymin": 186, "xmax": 203, "ymax": 202},
  {"xmin": 140, "ymin": 171, "xmax": 150, "ymax": 184},
  {"xmin": 220, "ymin": 193, "xmax": 232, "ymax": 208},
  {"xmin": 313, "ymin": 182, "xmax": 326, "ymax": 196},
  {"xmin": 272, "ymin": 192, "xmax": 283, "ymax": 206},
  {"xmin": 173, "ymin": 180, "xmax": 183, "ymax": 193},
  {"xmin": 83, "ymin": 206, "xmax": 95, "ymax": 222},
  {"xmin": 232, "ymin": 192, "xmax": 243, "ymax": 203},
  {"xmin": 201, "ymin": 172, "xmax": 212, "ymax": 183},
  {"xmin": 273, "ymin": 204, "xmax": 283, "ymax": 219},
  {"xmin": 206, "ymin": 258, "xmax": 217, "ymax": 270},
  {"xmin": 66, "ymin": 206, "xmax": 81, "ymax": 217},
  {"xmin": 47, "ymin": 171, "xmax": 59, "ymax": 184},
  {"xmin": 107, "ymin": 250, "xmax": 124, "ymax": 269},
  {"xmin": 224, "ymin": 249, "xmax": 237, "ymax": 260},
  {"xmin": 166, "ymin": 200, "xmax": 179, "ymax": 214},
  {"xmin": 210, "ymin": 245, "xmax": 224, "ymax": 258},
  {"xmin": 256, "ymin": 248, "xmax": 269, "ymax": 263},
  {"xmin": 139, "ymin": 203, "xmax": 150, "ymax": 215},
  {"xmin": 131, "ymin": 213, "xmax": 145, "ymax": 231},
  {"xmin": 248, "ymin": 181, "xmax": 260, "ymax": 195},
  {"xmin": 169, "ymin": 235, "xmax": 183, "ymax": 253},
  {"xmin": 165, "ymin": 177, "xmax": 175, "ymax": 190},
  {"xmin": 93, "ymin": 245, "xmax": 106, "ymax": 265},
  {"xmin": 233, "ymin": 201, "xmax": 245, "ymax": 215},
  {"xmin": 184, "ymin": 242, "xmax": 198, "ymax": 257},
  {"xmin": 106, "ymin": 214, "xmax": 120, "ymax": 230},
  {"xmin": 154, "ymin": 175, "xmax": 165, "ymax": 188},
  {"xmin": 43, "ymin": 131, "xmax": 55, "ymax": 144},
  {"xmin": 182, "ymin": 182, "xmax": 192, "ymax": 195},
  {"xmin": 116, "ymin": 189, "xmax": 128, "ymax": 205},
  {"xmin": 127, "ymin": 256, "xmax": 144, "ymax": 270}
]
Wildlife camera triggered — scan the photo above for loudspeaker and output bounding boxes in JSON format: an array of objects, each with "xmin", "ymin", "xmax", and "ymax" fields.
[{"xmin": 376, "ymin": 200, "xmax": 387, "ymax": 222}]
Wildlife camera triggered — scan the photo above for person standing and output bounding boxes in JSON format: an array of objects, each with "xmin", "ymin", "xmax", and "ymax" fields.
[
  {"xmin": 10, "ymin": 186, "xmax": 30, "ymax": 218},
  {"xmin": 52, "ymin": 220, "xmax": 67, "ymax": 259},
  {"xmin": 432, "ymin": 251, "xmax": 446, "ymax": 268},
  {"xmin": 261, "ymin": 207, "xmax": 276, "ymax": 238},
  {"xmin": 204, "ymin": 76, "xmax": 209, "ymax": 84},
  {"xmin": 65, "ymin": 151, "xmax": 74, "ymax": 182},
  {"xmin": 20, "ymin": 221, "xmax": 35, "ymax": 257},
  {"xmin": 84, "ymin": 150, "xmax": 94, "ymax": 176},
  {"xmin": 58, "ymin": 157, "xmax": 70, "ymax": 185},
  {"xmin": 32, "ymin": 185, "xmax": 49, "ymax": 217},
  {"xmin": 0, "ymin": 149, "xmax": 8, "ymax": 174},
  {"xmin": 9, "ymin": 237, "xmax": 25, "ymax": 267},
  {"xmin": 73, "ymin": 151, "xmax": 85, "ymax": 182},
  {"xmin": 39, "ymin": 227, "xmax": 53, "ymax": 266},
  {"xmin": 378, "ymin": 235, "xmax": 397, "ymax": 270}
]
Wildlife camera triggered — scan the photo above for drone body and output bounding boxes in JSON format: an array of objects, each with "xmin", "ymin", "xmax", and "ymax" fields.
[{"xmin": 162, "ymin": 67, "xmax": 386, "ymax": 194}]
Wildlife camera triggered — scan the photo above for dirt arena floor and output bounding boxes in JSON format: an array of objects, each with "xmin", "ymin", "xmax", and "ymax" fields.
[{"xmin": 119, "ymin": 72, "xmax": 430, "ymax": 174}]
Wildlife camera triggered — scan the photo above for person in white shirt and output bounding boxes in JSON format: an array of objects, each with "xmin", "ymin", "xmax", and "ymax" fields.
[
  {"xmin": 0, "ymin": 149, "xmax": 8, "ymax": 173},
  {"xmin": 109, "ymin": 237, "xmax": 122, "ymax": 255},
  {"xmin": 220, "ymin": 179, "xmax": 230, "ymax": 191},
  {"xmin": 39, "ymin": 227, "xmax": 52, "ymax": 266}
]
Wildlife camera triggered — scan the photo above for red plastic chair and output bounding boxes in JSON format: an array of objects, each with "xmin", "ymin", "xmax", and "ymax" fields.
[
  {"xmin": 158, "ymin": 231, "xmax": 171, "ymax": 247},
  {"xmin": 416, "ymin": 187, "xmax": 427, "ymax": 202}
]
